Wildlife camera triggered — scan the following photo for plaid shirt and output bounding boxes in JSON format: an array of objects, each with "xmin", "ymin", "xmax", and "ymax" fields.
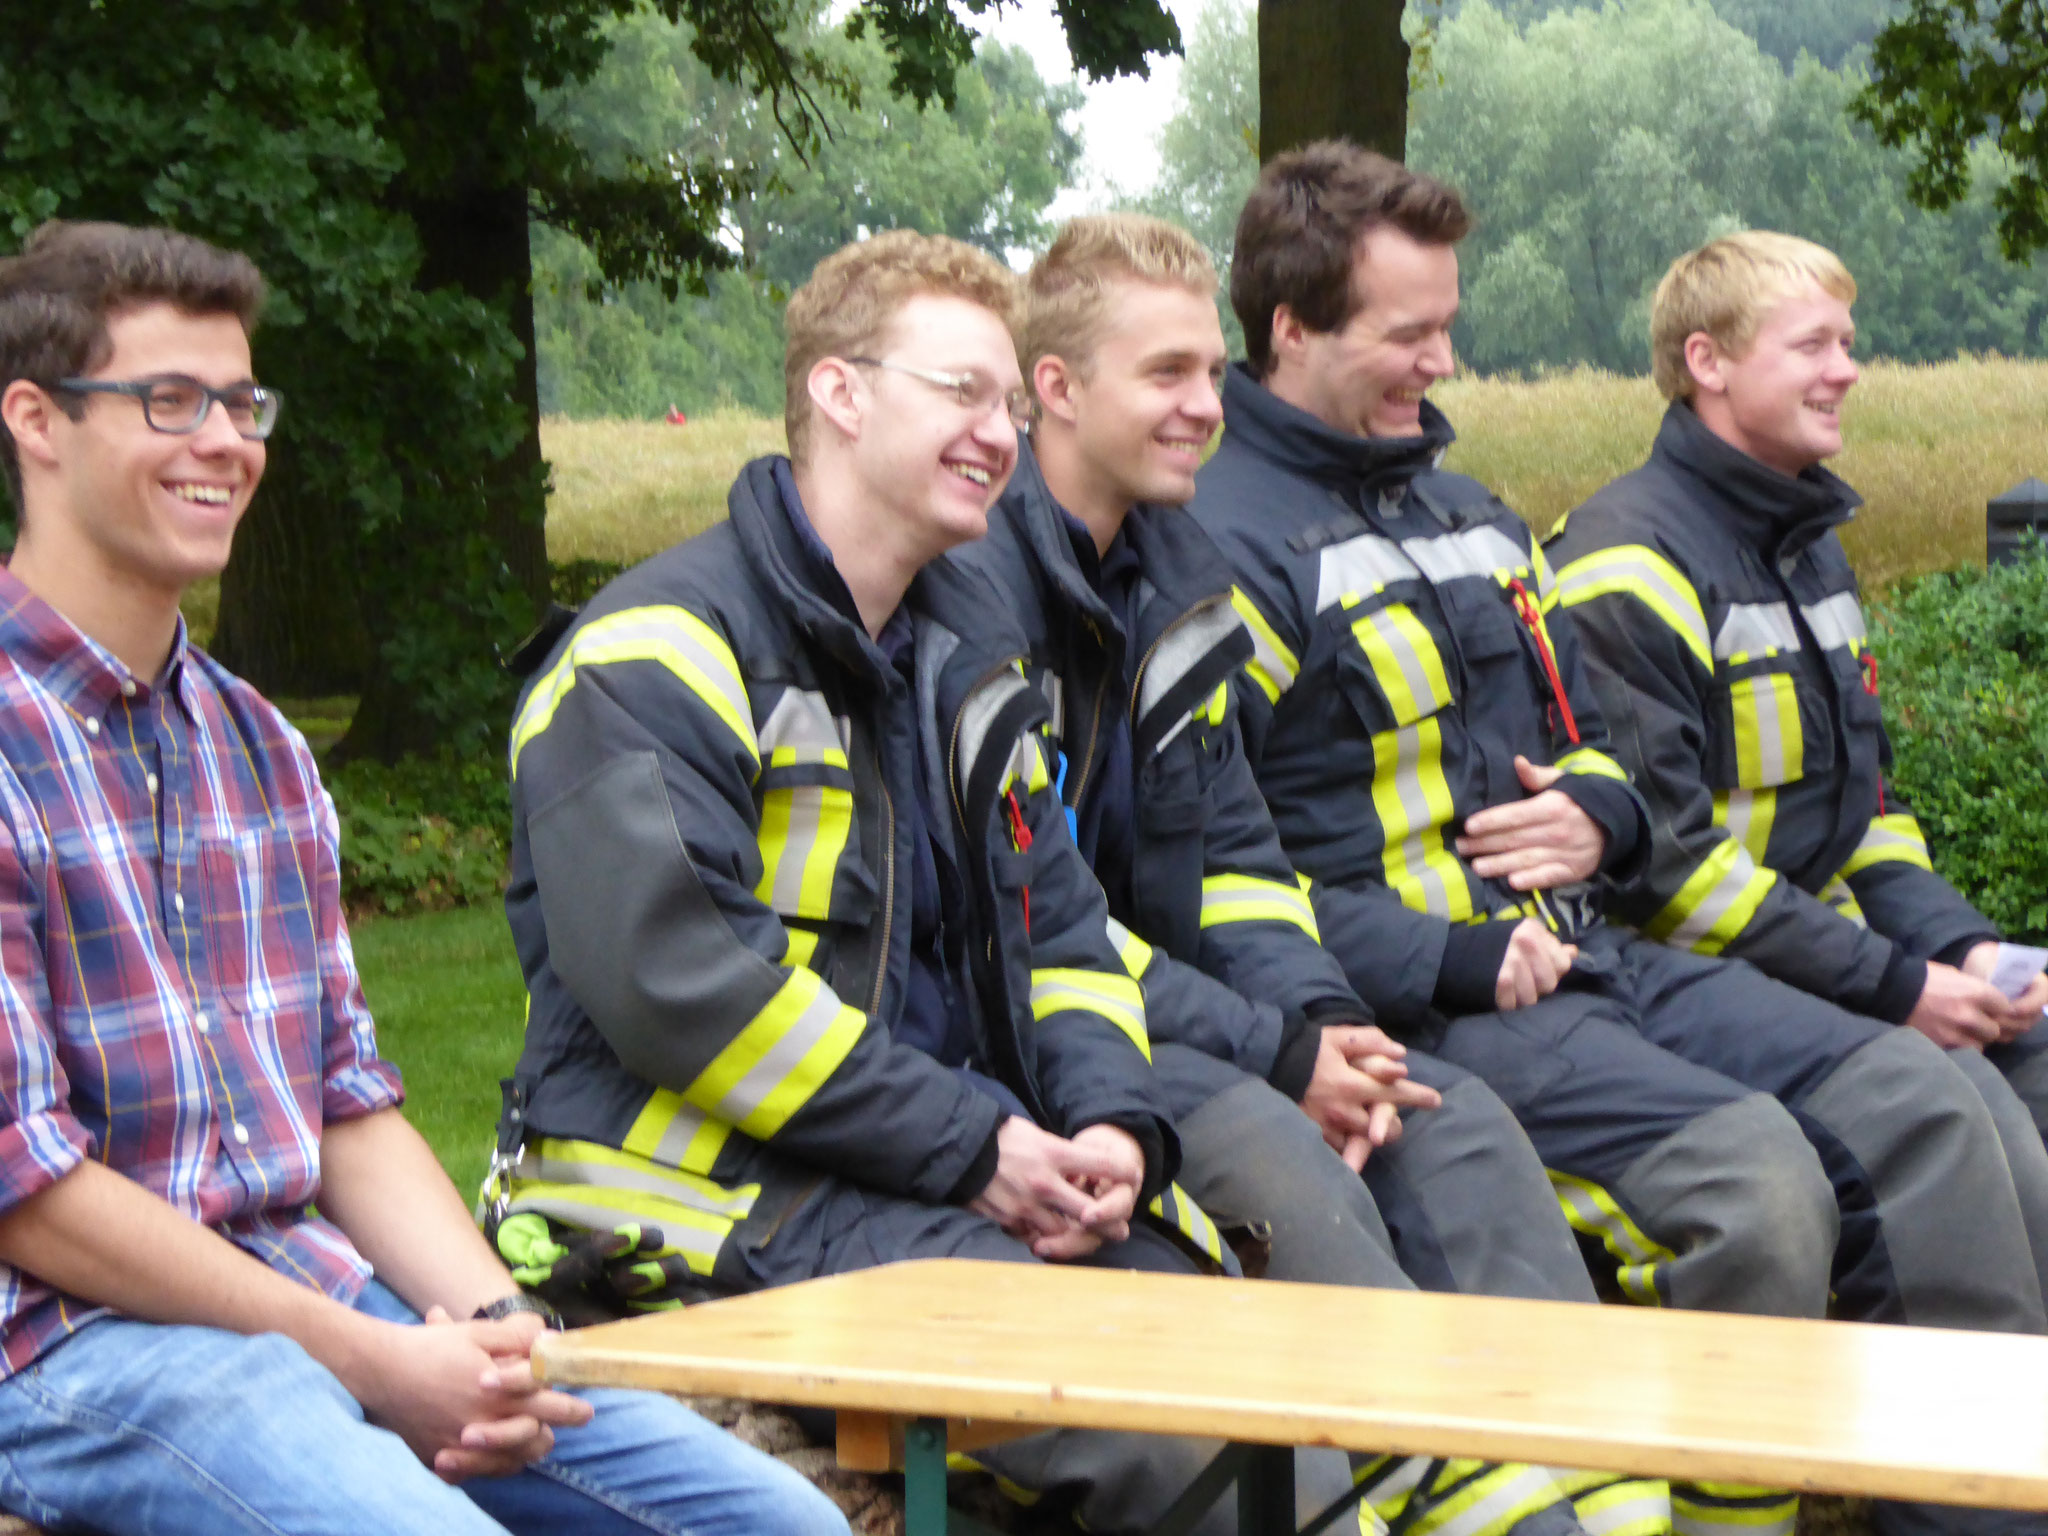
[{"xmin": 0, "ymin": 567, "xmax": 404, "ymax": 1377}]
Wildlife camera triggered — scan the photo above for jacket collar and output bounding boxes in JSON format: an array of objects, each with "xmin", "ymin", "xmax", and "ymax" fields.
[
  {"xmin": 996, "ymin": 439, "xmax": 1117, "ymax": 633},
  {"xmin": 1650, "ymin": 401, "xmax": 1861, "ymax": 558},
  {"xmin": 1220, "ymin": 363, "xmax": 1457, "ymax": 499}
]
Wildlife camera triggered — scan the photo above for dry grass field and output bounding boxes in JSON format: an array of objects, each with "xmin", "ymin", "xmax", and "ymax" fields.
[{"xmin": 542, "ymin": 359, "xmax": 2048, "ymax": 591}]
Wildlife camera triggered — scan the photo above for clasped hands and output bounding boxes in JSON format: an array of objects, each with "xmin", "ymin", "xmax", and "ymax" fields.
[
  {"xmin": 1454, "ymin": 756, "xmax": 1605, "ymax": 1011},
  {"xmin": 970, "ymin": 1118, "xmax": 1146, "ymax": 1260}
]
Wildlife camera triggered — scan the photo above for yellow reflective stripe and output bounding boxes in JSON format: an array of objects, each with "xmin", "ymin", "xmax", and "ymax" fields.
[
  {"xmin": 1372, "ymin": 719, "xmax": 1473, "ymax": 920},
  {"xmin": 1198, "ymin": 681, "xmax": 1228, "ymax": 726},
  {"xmin": 1550, "ymin": 1170, "xmax": 1673, "ymax": 1307},
  {"xmin": 1645, "ymin": 837, "xmax": 1775, "ymax": 956},
  {"xmin": 511, "ymin": 605, "xmax": 755, "ymax": 775},
  {"xmin": 1728, "ymin": 672, "xmax": 1802, "ymax": 788},
  {"xmin": 1199, "ymin": 872, "xmax": 1321, "ymax": 939},
  {"xmin": 1030, "ymin": 968, "xmax": 1150, "ymax": 1060},
  {"xmin": 1233, "ymin": 587, "xmax": 1300, "ymax": 703},
  {"xmin": 1352, "ymin": 602, "xmax": 1454, "ymax": 724},
  {"xmin": 1817, "ymin": 874, "xmax": 1868, "ymax": 927},
  {"xmin": 1839, "ymin": 812, "xmax": 1933, "ymax": 877},
  {"xmin": 1147, "ymin": 1183, "xmax": 1225, "ymax": 1265},
  {"xmin": 781, "ymin": 924, "xmax": 821, "ymax": 970},
  {"xmin": 1104, "ymin": 917, "xmax": 1155, "ymax": 980},
  {"xmin": 1555, "ymin": 747, "xmax": 1628, "ymax": 782},
  {"xmin": 1532, "ymin": 542, "xmax": 1561, "ymax": 609},
  {"xmin": 1557, "ymin": 1474, "xmax": 1672, "ymax": 1536},
  {"xmin": 1002, "ymin": 733, "xmax": 1051, "ymax": 794},
  {"xmin": 499, "ymin": 1179, "xmax": 734, "ymax": 1275},
  {"xmin": 686, "ymin": 968, "xmax": 865, "ymax": 1138},
  {"xmin": 755, "ymin": 782, "xmax": 853, "ymax": 919},
  {"xmin": 1556, "ymin": 547, "xmax": 1711, "ymax": 671},
  {"xmin": 620, "ymin": 1089, "xmax": 734, "ymax": 1175},
  {"xmin": 1671, "ymin": 1487, "xmax": 1797, "ymax": 1536},
  {"xmin": 1399, "ymin": 1462, "xmax": 1572, "ymax": 1536},
  {"xmin": 1712, "ymin": 789, "xmax": 1777, "ymax": 863},
  {"xmin": 526, "ymin": 1137, "xmax": 760, "ymax": 1219}
]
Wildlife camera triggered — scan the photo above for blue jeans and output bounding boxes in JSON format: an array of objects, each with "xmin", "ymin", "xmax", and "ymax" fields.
[{"xmin": 0, "ymin": 1280, "xmax": 849, "ymax": 1536}]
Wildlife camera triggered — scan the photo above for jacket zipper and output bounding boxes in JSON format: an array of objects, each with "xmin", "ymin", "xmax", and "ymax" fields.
[
  {"xmin": 869, "ymin": 761, "xmax": 897, "ymax": 1018},
  {"xmin": 1069, "ymin": 620, "xmax": 1111, "ymax": 811}
]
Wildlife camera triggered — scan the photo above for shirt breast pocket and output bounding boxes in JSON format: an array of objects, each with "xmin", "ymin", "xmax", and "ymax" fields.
[
  {"xmin": 1330, "ymin": 597, "xmax": 1458, "ymax": 737},
  {"xmin": 1705, "ymin": 663, "xmax": 1834, "ymax": 789}
]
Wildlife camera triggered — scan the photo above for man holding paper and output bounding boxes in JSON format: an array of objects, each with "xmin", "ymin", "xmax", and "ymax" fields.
[{"xmin": 1549, "ymin": 232, "xmax": 2048, "ymax": 1159}]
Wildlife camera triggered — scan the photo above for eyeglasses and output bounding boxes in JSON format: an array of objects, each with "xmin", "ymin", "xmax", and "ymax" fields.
[
  {"xmin": 53, "ymin": 375, "xmax": 283, "ymax": 440},
  {"xmin": 846, "ymin": 357, "xmax": 1034, "ymax": 430}
]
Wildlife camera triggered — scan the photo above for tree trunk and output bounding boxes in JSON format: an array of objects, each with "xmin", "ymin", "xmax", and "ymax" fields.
[
  {"xmin": 1258, "ymin": 0, "xmax": 1410, "ymax": 163},
  {"xmin": 209, "ymin": 451, "xmax": 372, "ymax": 696}
]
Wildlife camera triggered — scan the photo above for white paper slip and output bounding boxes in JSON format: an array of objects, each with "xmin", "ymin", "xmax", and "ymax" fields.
[{"xmin": 1988, "ymin": 942, "xmax": 2048, "ymax": 1001}]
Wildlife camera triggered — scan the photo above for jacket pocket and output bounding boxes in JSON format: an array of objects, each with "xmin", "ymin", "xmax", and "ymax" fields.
[
  {"xmin": 1331, "ymin": 598, "xmax": 1458, "ymax": 736},
  {"xmin": 1705, "ymin": 663, "xmax": 1833, "ymax": 789}
]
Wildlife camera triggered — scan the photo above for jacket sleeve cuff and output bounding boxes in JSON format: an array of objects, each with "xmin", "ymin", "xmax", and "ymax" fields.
[
  {"xmin": 1871, "ymin": 947, "xmax": 1929, "ymax": 1026},
  {"xmin": 1433, "ymin": 922, "xmax": 1518, "ymax": 1015},
  {"xmin": 944, "ymin": 1120, "xmax": 1004, "ymax": 1205},
  {"xmin": 1550, "ymin": 773, "xmax": 1649, "ymax": 883},
  {"xmin": 1267, "ymin": 1012, "xmax": 1323, "ymax": 1103},
  {"xmin": 1933, "ymin": 933, "xmax": 2001, "ymax": 968},
  {"xmin": 1091, "ymin": 1112, "xmax": 1175, "ymax": 1206}
]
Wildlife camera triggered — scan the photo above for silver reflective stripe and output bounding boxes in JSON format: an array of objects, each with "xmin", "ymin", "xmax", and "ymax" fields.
[
  {"xmin": 500, "ymin": 1190, "xmax": 727, "ymax": 1268},
  {"xmin": 956, "ymin": 668, "xmax": 1034, "ymax": 787},
  {"xmin": 1136, "ymin": 597, "xmax": 1242, "ymax": 746},
  {"xmin": 1360, "ymin": 1457, "xmax": 1432, "ymax": 1504},
  {"xmin": 1666, "ymin": 843, "xmax": 1767, "ymax": 949},
  {"xmin": 1424, "ymin": 1466, "xmax": 1570, "ymax": 1536},
  {"xmin": 1713, "ymin": 602, "xmax": 1800, "ymax": 659},
  {"xmin": 1384, "ymin": 723, "xmax": 1459, "ymax": 916},
  {"xmin": 763, "ymin": 784, "xmax": 837, "ymax": 914},
  {"xmin": 1317, "ymin": 533, "xmax": 1418, "ymax": 613},
  {"xmin": 1718, "ymin": 788, "xmax": 1768, "ymax": 858},
  {"xmin": 716, "ymin": 981, "xmax": 849, "ymax": 1127},
  {"xmin": 1400, "ymin": 525, "xmax": 1528, "ymax": 586},
  {"xmin": 1579, "ymin": 1493, "xmax": 1674, "ymax": 1536},
  {"xmin": 758, "ymin": 686, "xmax": 848, "ymax": 760},
  {"xmin": 528, "ymin": 1146, "xmax": 758, "ymax": 1219},
  {"xmin": 647, "ymin": 1099, "xmax": 721, "ymax": 1169},
  {"xmin": 1802, "ymin": 591, "xmax": 1867, "ymax": 652},
  {"xmin": 1555, "ymin": 553, "xmax": 1711, "ymax": 664},
  {"xmin": 1039, "ymin": 672, "xmax": 1065, "ymax": 738}
]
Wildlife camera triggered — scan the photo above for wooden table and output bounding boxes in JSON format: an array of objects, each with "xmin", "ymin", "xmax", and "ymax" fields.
[{"xmin": 534, "ymin": 1258, "xmax": 2048, "ymax": 1535}]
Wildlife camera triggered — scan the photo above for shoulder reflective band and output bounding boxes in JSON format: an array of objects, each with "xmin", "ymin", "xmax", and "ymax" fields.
[
  {"xmin": 1728, "ymin": 671, "xmax": 1803, "ymax": 788},
  {"xmin": 1555, "ymin": 546, "xmax": 1711, "ymax": 672},
  {"xmin": 1644, "ymin": 836, "xmax": 1776, "ymax": 955},
  {"xmin": 1199, "ymin": 872, "xmax": 1321, "ymax": 940},
  {"xmin": 1399, "ymin": 524, "xmax": 1530, "ymax": 586},
  {"xmin": 1029, "ymin": 967, "xmax": 1150, "ymax": 1060},
  {"xmin": 1714, "ymin": 602, "xmax": 1800, "ymax": 661},
  {"xmin": 684, "ymin": 966, "xmax": 866, "ymax": 1139},
  {"xmin": 1233, "ymin": 587, "xmax": 1300, "ymax": 703},
  {"xmin": 758, "ymin": 687, "xmax": 849, "ymax": 763},
  {"xmin": 1839, "ymin": 813, "xmax": 1933, "ymax": 878},
  {"xmin": 512, "ymin": 605, "xmax": 755, "ymax": 776},
  {"xmin": 1712, "ymin": 788, "xmax": 1778, "ymax": 863},
  {"xmin": 1317, "ymin": 532, "xmax": 1417, "ymax": 613}
]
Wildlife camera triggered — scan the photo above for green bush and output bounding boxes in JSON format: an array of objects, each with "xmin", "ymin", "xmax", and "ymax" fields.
[
  {"xmin": 1869, "ymin": 547, "xmax": 2048, "ymax": 940},
  {"xmin": 328, "ymin": 751, "xmax": 510, "ymax": 918}
]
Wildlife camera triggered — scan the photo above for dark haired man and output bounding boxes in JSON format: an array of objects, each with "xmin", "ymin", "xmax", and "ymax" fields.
[
  {"xmin": 0, "ymin": 219, "xmax": 849, "ymax": 1535},
  {"xmin": 1188, "ymin": 143, "xmax": 2048, "ymax": 1536}
]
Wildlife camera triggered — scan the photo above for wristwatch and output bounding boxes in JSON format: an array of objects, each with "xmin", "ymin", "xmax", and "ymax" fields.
[{"xmin": 473, "ymin": 1292, "xmax": 565, "ymax": 1331}]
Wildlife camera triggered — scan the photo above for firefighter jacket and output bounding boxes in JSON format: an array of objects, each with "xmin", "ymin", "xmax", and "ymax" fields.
[
  {"xmin": 1187, "ymin": 369, "xmax": 1649, "ymax": 1030},
  {"xmin": 492, "ymin": 456, "xmax": 1176, "ymax": 1285},
  {"xmin": 1546, "ymin": 402, "xmax": 1997, "ymax": 1024},
  {"xmin": 947, "ymin": 444, "xmax": 1370, "ymax": 1103}
]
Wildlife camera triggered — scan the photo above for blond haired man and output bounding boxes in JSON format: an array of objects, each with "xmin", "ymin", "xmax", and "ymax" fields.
[
  {"xmin": 947, "ymin": 211, "xmax": 1661, "ymax": 1536},
  {"xmin": 492, "ymin": 229, "xmax": 1260, "ymax": 1533},
  {"xmin": 1550, "ymin": 231, "xmax": 2048, "ymax": 1316}
]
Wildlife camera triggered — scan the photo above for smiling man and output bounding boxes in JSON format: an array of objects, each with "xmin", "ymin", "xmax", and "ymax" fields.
[
  {"xmin": 1549, "ymin": 231, "xmax": 2048, "ymax": 1212},
  {"xmin": 491, "ymin": 229, "xmax": 1254, "ymax": 1534},
  {"xmin": 1187, "ymin": 147, "xmax": 2048, "ymax": 1536},
  {"xmin": 0, "ymin": 220, "xmax": 851, "ymax": 1536}
]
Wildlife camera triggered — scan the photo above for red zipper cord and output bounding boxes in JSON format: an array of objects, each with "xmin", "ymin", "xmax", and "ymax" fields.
[
  {"xmin": 1861, "ymin": 648, "xmax": 1885, "ymax": 814},
  {"xmin": 1507, "ymin": 578, "xmax": 1580, "ymax": 746},
  {"xmin": 1004, "ymin": 788, "xmax": 1033, "ymax": 930}
]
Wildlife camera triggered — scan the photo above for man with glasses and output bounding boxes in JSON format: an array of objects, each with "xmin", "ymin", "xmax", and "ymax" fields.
[
  {"xmin": 491, "ymin": 229, "xmax": 1273, "ymax": 1534},
  {"xmin": 0, "ymin": 219, "xmax": 851, "ymax": 1536}
]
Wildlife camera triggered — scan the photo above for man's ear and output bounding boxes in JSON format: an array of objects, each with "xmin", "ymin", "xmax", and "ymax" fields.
[
  {"xmin": 1, "ymin": 380, "xmax": 63, "ymax": 473},
  {"xmin": 1268, "ymin": 304, "xmax": 1307, "ymax": 370},
  {"xmin": 1032, "ymin": 353, "xmax": 1081, "ymax": 428},
  {"xmin": 805, "ymin": 357, "xmax": 866, "ymax": 446},
  {"xmin": 1683, "ymin": 332, "xmax": 1728, "ymax": 399}
]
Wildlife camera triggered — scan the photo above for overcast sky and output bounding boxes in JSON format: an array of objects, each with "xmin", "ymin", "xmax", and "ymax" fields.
[{"xmin": 969, "ymin": 0, "xmax": 1212, "ymax": 214}]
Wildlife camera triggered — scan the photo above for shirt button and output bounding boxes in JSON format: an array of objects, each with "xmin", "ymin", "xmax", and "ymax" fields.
[
  {"xmin": 194, "ymin": 1011, "xmax": 210, "ymax": 1035},
  {"xmin": 84, "ymin": 718, "xmax": 100, "ymax": 737},
  {"xmin": 173, "ymin": 892, "xmax": 185, "ymax": 914},
  {"xmin": 121, "ymin": 680, "xmax": 137, "ymax": 698},
  {"xmin": 231, "ymin": 1123, "xmax": 250, "ymax": 1146},
  {"xmin": 146, "ymin": 773, "xmax": 160, "ymax": 794}
]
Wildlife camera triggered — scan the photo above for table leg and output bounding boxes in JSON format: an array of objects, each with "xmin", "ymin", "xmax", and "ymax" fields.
[
  {"xmin": 1237, "ymin": 1444, "xmax": 1296, "ymax": 1536},
  {"xmin": 904, "ymin": 1416, "xmax": 949, "ymax": 1536}
]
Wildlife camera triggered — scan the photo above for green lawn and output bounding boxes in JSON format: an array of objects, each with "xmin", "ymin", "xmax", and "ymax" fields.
[{"xmin": 351, "ymin": 904, "xmax": 525, "ymax": 1202}]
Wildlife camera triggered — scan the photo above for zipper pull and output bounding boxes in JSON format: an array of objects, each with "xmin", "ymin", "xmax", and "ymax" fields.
[{"xmin": 1507, "ymin": 577, "xmax": 1580, "ymax": 746}]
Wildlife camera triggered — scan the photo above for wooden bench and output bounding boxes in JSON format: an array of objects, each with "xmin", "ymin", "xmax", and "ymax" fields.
[{"xmin": 535, "ymin": 1257, "xmax": 2048, "ymax": 1536}]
